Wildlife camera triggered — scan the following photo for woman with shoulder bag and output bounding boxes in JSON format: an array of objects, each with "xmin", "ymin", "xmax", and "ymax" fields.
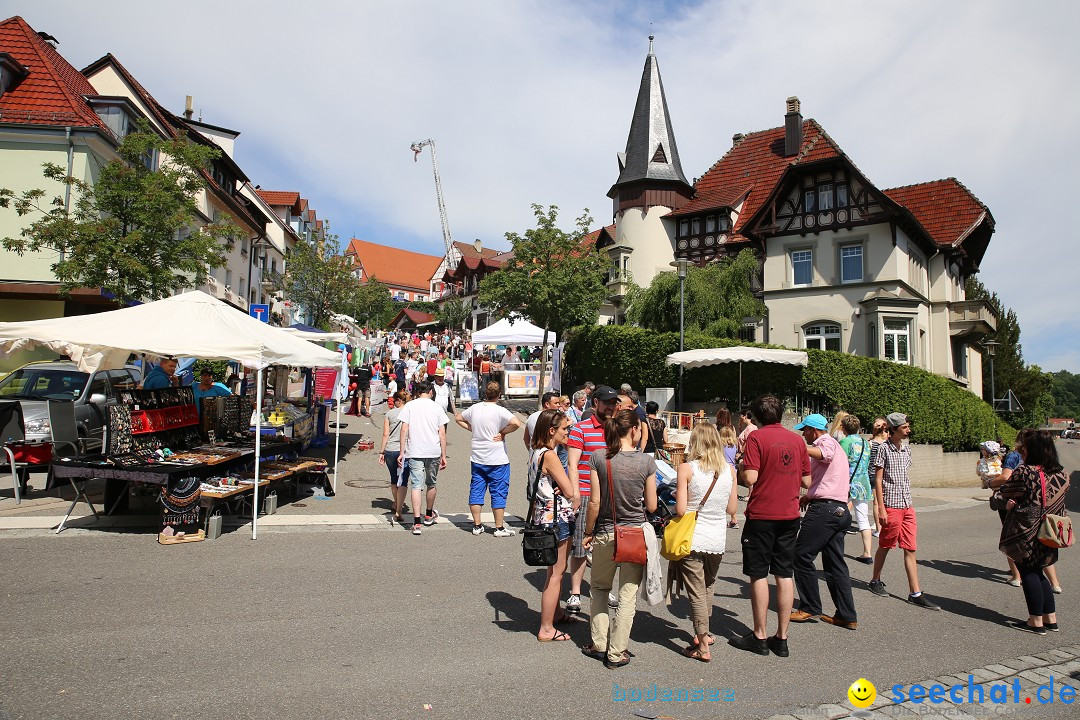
[
  {"xmin": 989, "ymin": 430, "xmax": 1033, "ymax": 587},
  {"xmin": 581, "ymin": 409, "xmax": 658, "ymax": 668},
  {"xmin": 529, "ymin": 409, "xmax": 581, "ymax": 642},
  {"xmin": 674, "ymin": 423, "xmax": 736, "ymax": 662},
  {"xmin": 998, "ymin": 430, "xmax": 1070, "ymax": 634}
]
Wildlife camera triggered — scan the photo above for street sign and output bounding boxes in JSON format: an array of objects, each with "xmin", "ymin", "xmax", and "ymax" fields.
[
  {"xmin": 249, "ymin": 304, "xmax": 270, "ymax": 323},
  {"xmin": 993, "ymin": 389, "xmax": 1023, "ymax": 413}
]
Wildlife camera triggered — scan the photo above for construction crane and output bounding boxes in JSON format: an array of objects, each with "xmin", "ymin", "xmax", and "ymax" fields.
[{"xmin": 410, "ymin": 139, "xmax": 456, "ymax": 272}]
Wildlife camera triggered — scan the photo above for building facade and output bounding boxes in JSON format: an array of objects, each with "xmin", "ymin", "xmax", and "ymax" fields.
[{"xmin": 597, "ymin": 42, "xmax": 996, "ymax": 391}]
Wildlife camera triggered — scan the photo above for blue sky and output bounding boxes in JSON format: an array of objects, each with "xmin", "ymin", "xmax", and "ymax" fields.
[{"xmin": 8, "ymin": 0, "xmax": 1079, "ymax": 371}]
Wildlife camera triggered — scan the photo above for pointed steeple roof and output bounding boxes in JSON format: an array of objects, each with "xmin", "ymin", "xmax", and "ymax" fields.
[{"xmin": 609, "ymin": 37, "xmax": 691, "ymax": 195}]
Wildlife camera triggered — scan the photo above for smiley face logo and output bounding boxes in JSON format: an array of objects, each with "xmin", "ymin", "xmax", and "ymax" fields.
[{"xmin": 848, "ymin": 678, "xmax": 876, "ymax": 709}]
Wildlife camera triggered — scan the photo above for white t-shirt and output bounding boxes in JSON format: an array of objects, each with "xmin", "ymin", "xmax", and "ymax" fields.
[
  {"xmin": 398, "ymin": 397, "xmax": 448, "ymax": 458},
  {"xmin": 390, "ymin": 343, "xmax": 401, "ymax": 361},
  {"xmin": 462, "ymin": 402, "xmax": 515, "ymax": 465},
  {"xmin": 526, "ymin": 409, "xmax": 543, "ymax": 438},
  {"xmin": 406, "ymin": 358, "xmax": 418, "ymax": 375},
  {"xmin": 432, "ymin": 382, "xmax": 452, "ymax": 411},
  {"xmin": 420, "ymin": 339, "xmax": 429, "ymax": 354},
  {"xmin": 386, "ymin": 378, "xmax": 398, "ymax": 397}
]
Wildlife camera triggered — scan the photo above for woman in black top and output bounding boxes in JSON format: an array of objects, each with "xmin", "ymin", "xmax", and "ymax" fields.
[{"xmin": 643, "ymin": 400, "xmax": 667, "ymax": 456}]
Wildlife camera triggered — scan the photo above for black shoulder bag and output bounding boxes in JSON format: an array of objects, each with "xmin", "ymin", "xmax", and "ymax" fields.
[{"xmin": 522, "ymin": 449, "xmax": 559, "ymax": 567}]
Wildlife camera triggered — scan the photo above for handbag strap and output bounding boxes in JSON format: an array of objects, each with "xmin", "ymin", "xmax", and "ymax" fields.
[
  {"xmin": 849, "ymin": 439, "xmax": 866, "ymax": 481},
  {"xmin": 697, "ymin": 470, "xmax": 721, "ymax": 511},
  {"xmin": 527, "ymin": 449, "xmax": 550, "ymax": 521},
  {"xmin": 1037, "ymin": 467, "xmax": 1047, "ymax": 511}
]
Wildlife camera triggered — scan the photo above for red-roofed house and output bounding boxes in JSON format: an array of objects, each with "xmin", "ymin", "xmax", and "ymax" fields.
[
  {"xmin": 432, "ymin": 239, "xmax": 511, "ymax": 329},
  {"xmin": 596, "ymin": 43, "xmax": 996, "ymax": 391},
  {"xmin": 344, "ymin": 238, "xmax": 443, "ymax": 303},
  {"xmin": 0, "ymin": 16, "xmax": 132, "ymax": 322}
]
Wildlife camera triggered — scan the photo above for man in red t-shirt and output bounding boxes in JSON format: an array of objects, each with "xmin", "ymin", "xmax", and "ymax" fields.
[
  {"xmin": 731, "ymin": 394, "xmax": 811, "ymax": 658},
  {"xmin": 563, "ymin": 384, "xmax": 619, "ymax": 614}
]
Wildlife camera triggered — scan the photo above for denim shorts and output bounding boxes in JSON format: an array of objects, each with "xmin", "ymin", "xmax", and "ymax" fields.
[
  {"xmin": 546, "ymin": 519, "xmax": 573, "ymax": 543},
  {"xmin": 383, "ymin": 451, "xmax": 410, "ymax": 488},
  {"xmin": 408, "ymin": 457, "xmax": 440, "ymax": 491}
]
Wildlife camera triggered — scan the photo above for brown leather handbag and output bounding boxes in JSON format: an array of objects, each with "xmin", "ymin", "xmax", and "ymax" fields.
[{"xmin": 607, "ymin": 457, "xmax": 648, "ymax": 565}]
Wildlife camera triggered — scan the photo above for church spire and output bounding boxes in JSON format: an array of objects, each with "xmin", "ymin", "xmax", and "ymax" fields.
[{"xmin": 608, "ymin": 36, "xmax": 691, "ymax": 198}]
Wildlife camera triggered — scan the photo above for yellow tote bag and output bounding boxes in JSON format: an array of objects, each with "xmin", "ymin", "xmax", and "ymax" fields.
[{"xmin": 660, "ymin": 470, "xmax": 720, "ymax": 562}]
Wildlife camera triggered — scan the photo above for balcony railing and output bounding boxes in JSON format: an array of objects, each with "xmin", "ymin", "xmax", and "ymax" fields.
[{"xmin": 949, "ymin": 299, "xmax": 996, "ymax": 338}]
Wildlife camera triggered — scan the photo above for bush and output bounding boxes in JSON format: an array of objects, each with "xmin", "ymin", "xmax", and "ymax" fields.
[{"xmin": 563, "ymin": 325, "xmax": 1011, "ymax": 451}]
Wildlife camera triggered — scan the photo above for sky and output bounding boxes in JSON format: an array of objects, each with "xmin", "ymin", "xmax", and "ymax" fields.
[{"xmin": 8, "ymin": 0, "xmax": 1079, "ymax": 371}]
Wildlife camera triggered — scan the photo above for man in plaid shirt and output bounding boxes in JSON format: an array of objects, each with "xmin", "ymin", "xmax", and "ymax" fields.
[{"xmin": 868, "ymin": 412, "xmax": 939, "ymax": 610}]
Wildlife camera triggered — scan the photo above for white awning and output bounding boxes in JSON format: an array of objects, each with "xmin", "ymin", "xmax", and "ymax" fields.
[
  {"xmin": 472, "ymin": 316, "xmax": 555, "ymax": 345},
  {"xmin": 666, "ymin": 347, "xmax": 808, "ymax": 369}
]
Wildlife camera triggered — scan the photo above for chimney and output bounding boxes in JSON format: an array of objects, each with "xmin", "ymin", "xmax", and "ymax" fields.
[
  {"xmin": 184, "ymin": 95, "xmax": 194, "ymax": 120},
  {"xmin": 784, "ymin": 96, "xmax": 802, "ymax": 157},
  {"xmin": 732, "ymin": 132, "xmax": 745, "ymax": 147},
  {"xmin": 473, "ymin": 238, "xmax": 483, "ymax": 254}
]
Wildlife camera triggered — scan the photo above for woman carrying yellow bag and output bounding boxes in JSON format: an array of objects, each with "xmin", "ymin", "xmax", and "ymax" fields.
[{"xmin": 669, "ymin": 423, "xmax": 736, "ymax": 662}]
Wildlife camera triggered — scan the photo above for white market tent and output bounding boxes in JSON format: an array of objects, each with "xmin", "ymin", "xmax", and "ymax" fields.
[
  {"xmin": 666, "ymin": 346, "xmax": 808, "ymax": 408},
  {"xmin": 0, "ymin": 290, "xmax": 340, "ymax": 539},
  {"xmin": 279, "ymin": 326, "xmax": 347, "ymax": 343},
  {"xmin": 472, "ymin": 317, "xmax": 556, "ymax": 346}
]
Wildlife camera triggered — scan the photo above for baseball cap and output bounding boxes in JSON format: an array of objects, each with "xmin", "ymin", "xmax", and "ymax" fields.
[
  {"xmin": 794, "ymin": 413, "xmax": 828, "ymax": 431},
  {"xmin": 592, "ymin": 385, "xmax": 618, "ymax": 402},
  {"xmin": 886, "ymin": 412, "xmax": 909, "ymax": 428}
]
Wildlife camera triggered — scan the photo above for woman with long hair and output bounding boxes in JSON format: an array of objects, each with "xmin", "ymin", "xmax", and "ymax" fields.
[
  {"xmin": 581, "ymin": 409, "xmax": 658, "ymax": 668},
  {"xmin": 529, "ymin": 409, "xmax": 581, "ymax": 642},
  {"xmin": 829, "ymin": 410, "xmax": 849, "ymax": 440},
  {"xmin": 378, "ymin": 390, "xmax": 412, "ymax": 523},
  {"xmin": 867, "ymin": 417, "xmax": 889, "ymax": 536},
  {"xmin": 998, "ymin": 430, "xmax": 1069, "ymax": 633},
  {"xmin": 675, "ymin": 423, "xmax": 737, "ymax": 661},
  {"xmin": 718, "ymin": 424, "xmax": 740, "ymax": 529}
]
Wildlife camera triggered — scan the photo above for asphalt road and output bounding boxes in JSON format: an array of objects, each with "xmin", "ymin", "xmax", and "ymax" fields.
[{"xmin": 1, "ymin": 428, "xmax": 1077, "ymax": 719}]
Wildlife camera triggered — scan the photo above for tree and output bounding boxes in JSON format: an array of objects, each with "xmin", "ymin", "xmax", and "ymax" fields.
[
  {"xmin": 625, "ymin": 248, "xmax": 765, "ymax": 336},
  {"xmin": 349, "ymin": 278, "xmax": 395, "ymax": 330},
  {"xmin": 965, "ymin": 277, "xmax": 1053, "ymax": 428},
  {"xmin": 438, "ymin": 298, "xmax": 470, "ymax": 330},
  {"xmin": 0, "ymin": 126, "xmax": 241, "ymax": 306},
  {"xmin": 478, "ymin": 204, "xmax": 609, "ymax": 405},
  {"xmin": 274, "ymin": 231, "xmax": 358, "ymax": 330},
  {"xmin": 1048, "ymin": 370, "xmax": 1080, "ymax": 421}
]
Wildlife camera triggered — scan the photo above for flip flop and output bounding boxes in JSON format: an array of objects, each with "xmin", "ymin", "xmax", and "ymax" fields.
[
  {"xmin": 538, "ymin": 630, "xmax": 571, "ymax": 642},
  {"xmin": 683, "ymin": 645, "xmax": 711, "ymax": 663}
]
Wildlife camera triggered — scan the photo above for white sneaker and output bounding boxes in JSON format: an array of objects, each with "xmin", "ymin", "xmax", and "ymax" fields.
[
  {"xmin": 471, "ymin": 525, "xmax": 484, "ymax": 536},
  {"xmin": 493, "ymin": 526, "xmax": 515, "ymax": 537},
  {"xmin": 565, "ymin": 594, "xmax": 581, "ymax": 614}
]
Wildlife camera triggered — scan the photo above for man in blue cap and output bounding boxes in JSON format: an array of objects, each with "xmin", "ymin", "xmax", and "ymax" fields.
[{"xmin": 789, "ymin": 413, "xmax": 858, "ymax": 630}]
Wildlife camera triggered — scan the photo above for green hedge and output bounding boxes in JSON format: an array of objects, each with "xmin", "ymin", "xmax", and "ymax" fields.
[{"xmin": 563, "ymin": 325, "xmax": 1011, "ymax": 451}]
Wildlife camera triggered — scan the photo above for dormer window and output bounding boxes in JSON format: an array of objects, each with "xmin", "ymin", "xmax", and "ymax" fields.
[
  {"xmin": 86, "ymin": 97, "xmax": 143, "ymax": 141},
  {"xmin": 0, "ymin": 53, "xmax": 30, "ymax": 100}
]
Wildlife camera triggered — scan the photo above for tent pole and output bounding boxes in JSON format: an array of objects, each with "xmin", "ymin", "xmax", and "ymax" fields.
[
  {"xmin": 332, "ymin": 398, "xmax": 341, "ymax": 493},
  {"xmin": 253, "ymin": 367, "xmax": 263, "ymax": 540},
  {"xmin": 739, "ymin": 362, "xmax": 743, "ymax": 411}
]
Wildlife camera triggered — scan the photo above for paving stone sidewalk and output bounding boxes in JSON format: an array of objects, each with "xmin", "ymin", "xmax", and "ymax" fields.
[{"xmin": 768, "ymin": 645, "xmax": 1080, "ymax": 719}]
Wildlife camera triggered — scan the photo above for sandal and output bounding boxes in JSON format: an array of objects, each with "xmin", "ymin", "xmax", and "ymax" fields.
[
  {"xmin": 605, "ymin": 655, "xmax": 631, "ymax": 668},
  {"xmin": 581, "ymin": 644, "xmax": 606, "ymax": 660},
  {"xmin": 538, "ymin": 630, "xmax": 570, "ymax": 642},
  {"xmin": 691, "ymin": 633, "xmax": 715, "ymax": 646},
  {"xmin": 683, "ymin": 645, "xmax": 711, "ymax": 663}
]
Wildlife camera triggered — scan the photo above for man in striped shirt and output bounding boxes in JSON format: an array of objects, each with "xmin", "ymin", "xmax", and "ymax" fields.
[
  {"xmin": 868, "ymin": 412, "xmax": 939, "ymax": 610},
  {"xmin": 563, "ymin": 384, "xmax": 618, "ymax": 614}
]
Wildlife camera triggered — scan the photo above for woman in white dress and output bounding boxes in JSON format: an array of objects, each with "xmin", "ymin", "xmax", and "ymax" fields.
[{"xmin": 675, "ymin": 422, "xmax": 737, "ymax": 662}]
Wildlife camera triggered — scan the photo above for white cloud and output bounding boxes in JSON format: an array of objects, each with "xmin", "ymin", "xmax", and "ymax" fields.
[{"xmin": 13, "ymin": 0, "xmax": 1080, "ymax": 369}]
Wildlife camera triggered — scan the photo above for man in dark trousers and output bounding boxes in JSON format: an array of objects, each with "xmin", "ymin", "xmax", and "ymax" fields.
[{"xmin": 789, "ymin": 414, "xmax": 858, "ymax": 630}]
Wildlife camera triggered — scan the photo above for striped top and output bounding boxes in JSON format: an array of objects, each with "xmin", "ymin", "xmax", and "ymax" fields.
[{"xmin": 566, "ymin": 415, "xmax": 605, "ymax": 497}]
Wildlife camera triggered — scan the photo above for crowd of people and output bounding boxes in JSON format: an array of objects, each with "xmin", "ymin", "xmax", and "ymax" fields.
[{"xmin": 368, "ymin": 350, "xmax": 1070, "ymax": 663}]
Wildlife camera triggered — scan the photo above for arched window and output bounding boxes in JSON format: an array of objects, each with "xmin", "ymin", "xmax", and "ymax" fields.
[{"xmin": 804, "ymin": 323, "xmax": 841, "ymax": 352}]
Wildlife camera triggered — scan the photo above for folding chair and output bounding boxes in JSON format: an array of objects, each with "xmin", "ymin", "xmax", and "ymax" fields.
[
  {"xmin": 0, "ymin": 400, "xmax": 28, "ymax": 505},
  {"xmin": 48, "ymin": 400, "xmax": 98, "ymax": 532}
]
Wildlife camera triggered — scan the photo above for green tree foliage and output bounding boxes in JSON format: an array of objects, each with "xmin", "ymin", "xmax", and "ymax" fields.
[
  {"xmin": 438, "ymin": 298, "xmax": 469, "ymax": 330},
  {"xmin": 1048, "ymin": 370, "xmax": 1080, "ymax": 420},
  {"xmin": 478, "ymin": 204, "xmax": 609, "ymax": 401},
  {"xmin": 563, "ymin": 324, "xmax": 1010, "ymax": 451},
  {"xmin": 625, "ymin": 248, "xmax": 766, "ymax": 336},
  {"xmin": 964, "ymin": 277, "xmax": 1053, "ymax": 427},
  {"xmin": 349, "ymin": 278, "xmax": 395, "ymax": 329},
  {"xmin": 274, "ymin": 231, "xmax": 358, "ymax": 330},
  {"xmin": 0, "ymin": 126, "xmax": 241, "ymax": 305}
]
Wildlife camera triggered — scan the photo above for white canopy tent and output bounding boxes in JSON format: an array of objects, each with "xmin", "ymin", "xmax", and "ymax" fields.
[
  {"xmin": 0, "ymin": 290, "xmax": 340, "ymax": 539},
  {"xmin": 279, "ymin": 327, "xmax": 347, "ymax": 344},
  {"xmin": 472, "ymin": 317, "xmax": 556, "ymax": 346},
  {"xmin": 666, "ymin": 346, "xmax": 809, "ymax": 408}
]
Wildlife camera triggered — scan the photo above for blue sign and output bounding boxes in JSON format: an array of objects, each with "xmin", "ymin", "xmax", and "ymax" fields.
[{"xmin": 249, "ymin": 304, "xmax": 270, "ymax": 323}]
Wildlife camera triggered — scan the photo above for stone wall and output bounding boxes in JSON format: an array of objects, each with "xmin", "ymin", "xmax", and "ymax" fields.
[{"xmin": 908, "ymin": 444, "xmax": 980, "ymax": 488}]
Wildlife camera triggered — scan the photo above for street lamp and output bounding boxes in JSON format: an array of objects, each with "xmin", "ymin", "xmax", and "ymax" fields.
[
  {"xmin": 983, "ymin": 339, "xmax": 998, "ymax": 438},
  {"xmin": 670, "ymin": 258, "xmax": 690, "ymax": 409}
]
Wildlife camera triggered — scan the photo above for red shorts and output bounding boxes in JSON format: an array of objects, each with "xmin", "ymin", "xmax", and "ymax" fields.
[{"xmin": 879, "ymin": 507, "xmax": 917, "ymax": 551}]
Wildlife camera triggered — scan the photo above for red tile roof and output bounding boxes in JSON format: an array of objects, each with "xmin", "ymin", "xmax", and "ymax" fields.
[
  {"xmin": 345, "ymin": 238, "xmax": 443, "ymax": 292},
  {"xmin": 387, "ymin": 307, "xmax": 436, "ymax": 329},
  {"xmin": 0, "ymin": 16, "xmax": 108, "ymax": 132},
  {"xmin": 582, "ymin": 224, "xmax": 617, "ymax": 250},
  {"xmin": 256, "ymin": 190, "xmax": 301, "ymax": 208},
  {"xmin": 883, "ymin": 178, "xmax": 991, "ymax": 248},
  {"xmin": 453, "ymin": 240, "xmax": 503, "ymax": 260},
  {"xmin": 667, "ymin": 120, "xmax": 844, "ymax": 244}
]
